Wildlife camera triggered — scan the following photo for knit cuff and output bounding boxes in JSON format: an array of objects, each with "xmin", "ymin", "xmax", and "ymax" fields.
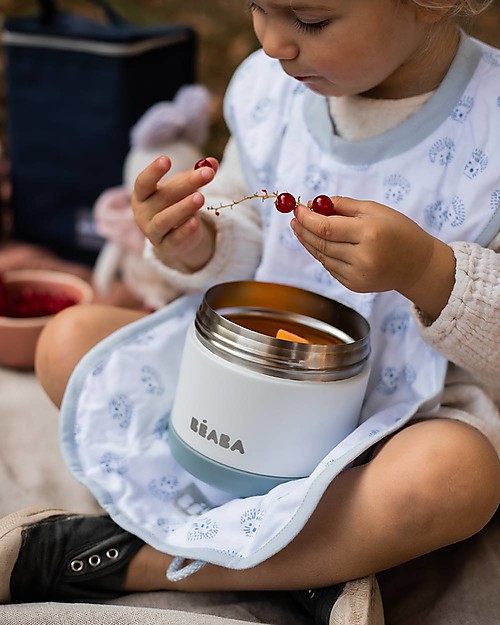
[{"xmin": 412, "ymin": 241, "xmax": 499, "ymax": 383}]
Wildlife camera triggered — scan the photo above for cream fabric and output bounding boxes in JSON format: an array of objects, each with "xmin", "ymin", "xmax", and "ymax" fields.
[
  {"xmin": 0, "ymin": 602, "xmax": 270, "ymax": 625},
  {"xmin": 328, "ymin": 91, "xmax": 434, "ymax": 141}
]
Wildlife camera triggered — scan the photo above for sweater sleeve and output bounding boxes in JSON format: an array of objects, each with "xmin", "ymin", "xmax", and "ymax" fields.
[
  {"xmin": 143, "ymin": 137, "xmax": 263, "ymax": 298},
  {"xmin": 412, "ymin": 236, "xmax": 500, "ymax": 386}
]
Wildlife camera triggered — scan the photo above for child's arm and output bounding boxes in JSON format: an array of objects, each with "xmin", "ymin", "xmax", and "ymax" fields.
[{"xmin": 292, "ymin": 196, "xmax": 455, "ymax": 321}]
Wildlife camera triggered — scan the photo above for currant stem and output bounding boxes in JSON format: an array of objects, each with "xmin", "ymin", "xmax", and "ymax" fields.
[{"xmin": 206, "ymin": 191, "xmax": 278, "ymax": 212}]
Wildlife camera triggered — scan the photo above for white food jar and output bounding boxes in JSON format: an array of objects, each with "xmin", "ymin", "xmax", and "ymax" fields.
[{"xmin": 170, "ymin": 281, "xmax": 370, "ymax": 497}]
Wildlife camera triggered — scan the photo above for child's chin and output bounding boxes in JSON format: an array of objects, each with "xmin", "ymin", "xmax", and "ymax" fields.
[
  {"xmin": 302, "ymin": 79, "xmax": 337, "ymax": 97},
  {"xmin": 303, "ymin": 81, "xmax": 330, "ymax": 96}
]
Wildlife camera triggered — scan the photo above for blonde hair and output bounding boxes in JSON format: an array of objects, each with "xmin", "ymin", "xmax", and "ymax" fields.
[{"xmin": 410, "ymin": 0, "xmax": 494, "ymax": 16}]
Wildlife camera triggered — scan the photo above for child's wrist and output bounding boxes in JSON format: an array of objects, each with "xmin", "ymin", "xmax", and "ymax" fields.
[{"xmin": 399, "ymin": 238, "xmax": 456, "ymax": 322}]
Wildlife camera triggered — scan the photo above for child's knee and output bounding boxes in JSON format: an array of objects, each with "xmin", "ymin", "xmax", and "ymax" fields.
[
  {"xmin": 35, "ymin": 304, "xmax": 145, "ymax": 407},
  {"xmin": 375, "ymin": 420, "xmax": 500, "ymax": 541},
  {"xmin": 35, "ymin": 305, "xmax": 92, "ymax": 405},
  {"xmin": 439, "ymin": 421, "xmax": 500, "ymax": 531}
]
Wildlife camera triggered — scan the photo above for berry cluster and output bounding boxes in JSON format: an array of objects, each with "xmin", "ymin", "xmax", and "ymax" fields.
[
  {"xmin": 193, "ymin": 160, "xmax": 334, "ymax": 216},
  {"xmin": 0, "ymin": 274, "xmax": 77, "ymax": 318}
]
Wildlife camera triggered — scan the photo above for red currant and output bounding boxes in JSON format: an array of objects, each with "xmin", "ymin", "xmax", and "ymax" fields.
[
  {"xmin": 193, "ymin": 159, "xmax": 215, "ymax": 171},
  {"xmin": 311, "ymin": 195, "xmax": 334, "ymax": 216},
  {"xmin": 0, "ymin": 274, "xmax": 8, "ymax": 316},
  {"xmin": 2, "ymin": 283, "xmax": 77, "ymax": 318},
  {"xmin": 275, "ymin": 192, "xmax": 297, "ymax": 213}
]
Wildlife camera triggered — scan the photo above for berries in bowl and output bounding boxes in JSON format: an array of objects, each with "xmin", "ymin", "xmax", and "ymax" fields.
[{"xmin": 0, "ymin": 269, "xmax": 93, "ymax": 370}]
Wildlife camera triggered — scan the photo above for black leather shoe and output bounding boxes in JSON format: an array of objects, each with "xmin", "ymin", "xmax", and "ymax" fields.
[
  {"xmin": 291, "ymin": 576, "xmax": 384, "ymax": 625},
  {"xmin": 0, "ymin": 507, "xmax": 145, "ymax": 604}
]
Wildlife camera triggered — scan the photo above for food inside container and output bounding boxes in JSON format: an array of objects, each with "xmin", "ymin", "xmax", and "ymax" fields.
[{"xmin": 225, "ymin": 312, "xmax": 347, "ymax": 345}]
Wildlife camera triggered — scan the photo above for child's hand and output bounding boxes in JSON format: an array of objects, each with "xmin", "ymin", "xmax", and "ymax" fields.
[
  {"xmin": 292, "ymin": 196, "xmax": 456, "ymax": 320},
  {"xmin": 132, "ymin": 156, "xmax": 218, "ymax": 272}
]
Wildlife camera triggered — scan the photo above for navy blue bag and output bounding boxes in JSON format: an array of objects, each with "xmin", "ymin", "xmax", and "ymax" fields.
[{"xmin": 3, "ymin": 0, "xmax": 196, "ymax": 264}]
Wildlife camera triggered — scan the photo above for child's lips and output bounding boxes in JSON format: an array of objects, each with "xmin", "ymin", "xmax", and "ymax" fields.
[
  {"xmin": 286, "ymin": 71, "xmax": 326, "ymax": 92},
  {"xmin": 294, "ymin": 75, "xmax": 315, "ymax": 81},
  {"xmin": 294, "ymin": 76, "xmax": 325, "ymax": 93}
]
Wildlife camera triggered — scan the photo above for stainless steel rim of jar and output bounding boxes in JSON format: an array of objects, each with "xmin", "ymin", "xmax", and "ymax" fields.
[{"xmin": 194, "ymin": 281, "xmax": 371, "ymax": 382}]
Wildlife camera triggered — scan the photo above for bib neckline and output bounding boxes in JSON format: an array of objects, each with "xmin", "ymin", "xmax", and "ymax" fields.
[{"xmin": 302, "ymin": 33, "xmax": 482, "ymax": 166}]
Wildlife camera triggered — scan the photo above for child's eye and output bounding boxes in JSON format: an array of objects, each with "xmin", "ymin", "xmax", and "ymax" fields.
[
  {"xmin": 247, "ymin": 1, "xmax": 264, "ymax": 14},
  {"xmin": 247, "ymin": 1, "xmax": 330, "ymax": 34},
  {"xmin": 294, "ymin": 19, "xmax": 330, "ymax": 34}
]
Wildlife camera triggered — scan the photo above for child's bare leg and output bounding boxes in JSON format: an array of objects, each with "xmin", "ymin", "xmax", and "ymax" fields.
[
  {"xmin": 35, "ymin": 304, "xmax": 147, "ymax": 407},
  {"xmin": 125, "ymin": 418, "xmax": 500, "ymax": 592}
]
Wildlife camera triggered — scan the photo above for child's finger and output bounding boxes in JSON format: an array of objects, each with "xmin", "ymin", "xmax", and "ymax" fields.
[
  {"xmin": 155, "ymin": 164, "xmax": 216, "ymax": 209},
  {"xmin": 134, "ymin": 156, "xmax": 172, "ymax": 202},
  {"xmin": 328, "ymin": 196, "xmax": 363, "ymax": 217},
  {"xmin": 298, "ymin": 236, "xmax": 353, "ymax": 281},
  {"xmin": 293, "ymin": 221, "xmax": 356, "ymax": 264},
  {"xmin": 151, "ymin": 192, "xmax": 205, "ymax": 238},
  {"xmin": 294, "ymin": 204, "xmax": 360, "ymax": 244},
  {"xmin": 163, "ymin": 215, "xmax": 202, "ymax": 247}
]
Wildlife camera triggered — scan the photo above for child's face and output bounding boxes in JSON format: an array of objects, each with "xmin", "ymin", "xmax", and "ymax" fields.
[{"xmin": 248, "ymin": 0, "xmax": 446, "ymax": 99}]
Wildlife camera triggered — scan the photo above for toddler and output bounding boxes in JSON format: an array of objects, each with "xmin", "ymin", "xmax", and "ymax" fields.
[{"xmin": 2, "ymin": 1, "xmax": 500, "ymax": 623}]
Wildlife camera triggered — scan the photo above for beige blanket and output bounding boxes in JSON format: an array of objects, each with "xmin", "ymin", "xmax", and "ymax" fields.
[{"xmin": 1, "ymin": 367, "xmax": 499, "ymax": 624}]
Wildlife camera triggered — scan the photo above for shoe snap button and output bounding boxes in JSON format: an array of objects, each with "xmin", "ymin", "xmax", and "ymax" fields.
[
  {"xmin": 88, "ymin": 554, "xmax": 101, "ymax": 567},
  {"xmin": 106, "ymin": 548, "xmax": 119, "ymax": 559},
  {"xmin": 70, "ymin": 560, "xmax": 84, "ymax": 572}
]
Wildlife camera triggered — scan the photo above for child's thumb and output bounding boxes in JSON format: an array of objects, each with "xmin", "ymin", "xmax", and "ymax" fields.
[{"xmin": 330, "ymin": 196, "xmax": 360, "ymax": 216}]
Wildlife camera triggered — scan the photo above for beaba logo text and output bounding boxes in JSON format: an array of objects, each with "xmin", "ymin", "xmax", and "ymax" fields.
[{"xmin": 190, "ymin": 418, "xmax": 245, "ymax": 454}]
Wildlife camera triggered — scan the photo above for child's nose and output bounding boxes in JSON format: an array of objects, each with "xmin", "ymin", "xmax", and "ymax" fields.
[{"xmin": 260, "ymin": 29, "xmax": 298, "ymax": 61}]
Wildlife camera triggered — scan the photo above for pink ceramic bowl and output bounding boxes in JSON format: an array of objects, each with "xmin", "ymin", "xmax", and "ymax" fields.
[{"xmin": 0, "ymin": 269, "xmax": 93, "ymax": 371}]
